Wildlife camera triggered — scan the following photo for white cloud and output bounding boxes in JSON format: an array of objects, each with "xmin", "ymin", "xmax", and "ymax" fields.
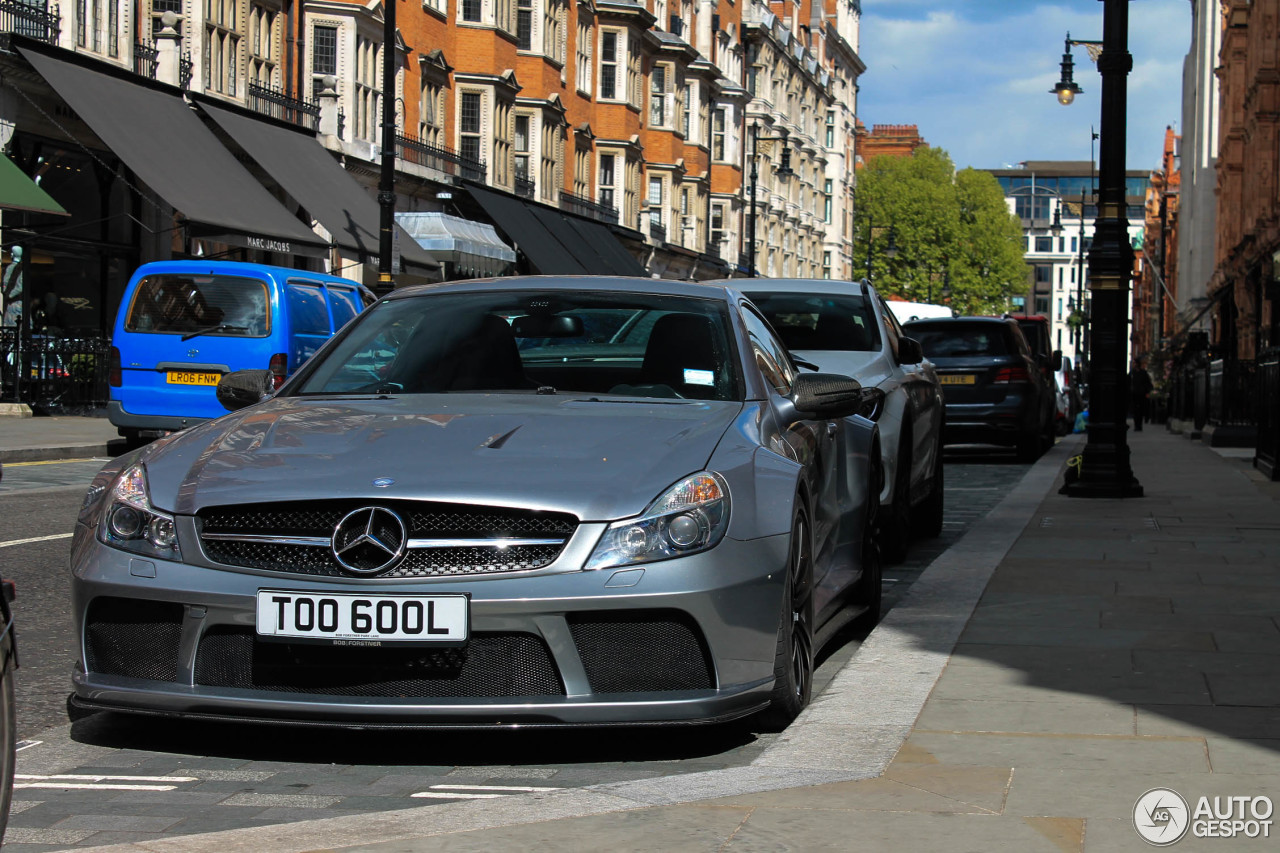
[{"xmin": 857, "ymin": 0, "xmax": 1190, "ymax": 170}]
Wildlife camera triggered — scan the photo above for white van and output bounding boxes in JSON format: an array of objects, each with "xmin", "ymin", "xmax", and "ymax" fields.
[{"xmin": 886, "ymin": 301, "xmax": 954, "ymax": 325}]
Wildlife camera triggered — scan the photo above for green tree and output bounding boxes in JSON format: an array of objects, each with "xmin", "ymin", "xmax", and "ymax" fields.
[{"xmin": 854, "ymin": 148, "xmax": 1028, "ymax": 315}]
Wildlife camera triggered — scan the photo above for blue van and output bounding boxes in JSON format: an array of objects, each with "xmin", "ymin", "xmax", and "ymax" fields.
[{"xmin": 108, "ymin": 260, "xmax": 374, "ymax": 445}]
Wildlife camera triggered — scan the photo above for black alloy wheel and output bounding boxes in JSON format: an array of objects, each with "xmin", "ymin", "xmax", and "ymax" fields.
[{"xmin": 758, "ymin": 501, "xmax": 815, "ymax": 731}]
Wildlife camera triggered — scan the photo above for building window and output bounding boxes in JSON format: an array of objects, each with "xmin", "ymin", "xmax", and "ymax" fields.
[
  {"xmin": 710, "ymin": 202, "xmax": 725, "ymax": 253},
  {"xmin": 517, "ymin": 0, "xmax": 533, "ymax": 48},
  {"xmin": 823, "ymin": 179, "xmax": 832, "ymax": 223},
  {"xmin": 599, "ymin": 153, "xmax": 617, "ymax": 212},
  {"xmin": 540, "ymin": 119, "xmax": 560, "ymax": 202},
  {"xmin": 462, "ymin": 0, "xmax": 481, "ymax": 22},
  {"xmin": 1034, "ymin": 236, "xmax": 1052, "ymax": 253},
  {"xmin": 460, "ymin": 91, "xmax": 483, "ymax": 164},
  {"xmin": 515, "ymin": 114, "xmax": 531, "ymax": 188},
  {"xmin": 650, "ymin": 64, "xmax": 669, "ymax": 128},
  {"xmin": 493, "ymin": 100, "xmax": 512, "ymax": 187},
  {"xmin": 625, "ymin": 156, "xmax": 640, "ymax": 228},
  {"xmin": 544, "ymin": 0, "xmax": 564, "ymax": 61},
  {"xmin": 312, "ymin": 24, "xmax": 337, "ymax": 99},
  {"xmin": 628, "ymin": 38, "xmax": 642, "ymax": 107},
  {"xmin": 712, "ymin": 108, "xmax": 725, "ymax": 160},
  {"xmin": 150, "ymin": 0, "xmax": 183, "ymax": 37},
  {"xmin": 420, "ymin": 81, "xmax": 443, "ymax": 146},
  {"xmin": 205, "ymin": 0, "xmax": 241, "ymax": 96},
  {"xmin": 825, "ymin": 109, "xmax": 835, "ymax": 148},
  {"xmin": 247, "ymin": 4, "xmax": 277, "ymax": 88},
  {"xmin": 575, "ymin": 19, "xmax": 592, "ymax": 94},
  {"xmin": 574, "ymin": 146, "xmax": 590, "ymax": 197},
  {"xmin": 648, "ymin": 175, "xmax": 664, "ymax": 229},
  {"xmin": 600, "ymin": 30, "xmax": 619, "ymax": 100},
  {"xmin": 352, "ymin": 36, "xmax": 381, "ymax": 143},
  {"xmin": 682, "ymin": 84, "xmax": 691, "ymax": 137},
  {"xmin": 823, "ymin": 251, "xmax": 832, "ymax": 279}
]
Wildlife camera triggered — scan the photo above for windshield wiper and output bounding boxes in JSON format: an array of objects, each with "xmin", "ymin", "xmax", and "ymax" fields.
[{"xmin": 181, "ymin": 323, "xmax": 249, "ymax": 341}]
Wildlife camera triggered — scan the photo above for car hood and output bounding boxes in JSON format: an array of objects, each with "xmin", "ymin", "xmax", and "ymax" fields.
[{"xmin": 144, "ymin": 395, "xmax": 742, "ymax": 522}]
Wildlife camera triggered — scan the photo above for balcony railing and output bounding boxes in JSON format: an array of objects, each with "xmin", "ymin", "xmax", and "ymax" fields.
[
  {"xmin": 559, "ymin": 190, "xmax": 619, "ymax": 224},
  {"xmin": 396, "ymin": 132, "xmax": 486, "ymax": 183},
  {"xmin": 1, "ymin": 0, "xmax": 59, "ymax": 43},
  {"xmin": 247, "ymin": 82, "xmax": 319, "ymax": 130},
  {"xmin": 648, "ymin": 220, "xmax": 667, "ymax": 243},
  {"xmin": 514, "ymin": 175, "xmax": 535, "ymax": 199},
  {"xmin": 134, "ymin": 39, "xmax": 158, "ymax": 79},
  {"xmin": 179, "ymin": 50, "xmax": 192, "ymax": 89}
]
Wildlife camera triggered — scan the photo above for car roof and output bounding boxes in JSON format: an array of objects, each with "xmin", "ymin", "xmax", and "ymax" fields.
[
  {"xmin": 388, "ymin": 275, "xmax": 739, "ymax": 303},
  {"xmin": 903, "ymin": 315, "xmax": 1016, "ymax": 327},
  {"xmin": 727, "ymin": 278, "xmax": 870, "ymax": 295},
  {"xmin": 129, "ymin": 260, "xmax": 355, "ymax": 284}
]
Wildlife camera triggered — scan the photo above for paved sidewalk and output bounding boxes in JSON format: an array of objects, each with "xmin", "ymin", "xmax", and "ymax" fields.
[
  {"xmin": 0, "ymin": 415, "xmax": 122, "ymax": 463},
  {"xmin": 49, "ymin": 428, "xmax": 1280, "ymax": 852}
]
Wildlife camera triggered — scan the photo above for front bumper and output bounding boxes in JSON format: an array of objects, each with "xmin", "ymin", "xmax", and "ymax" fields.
[{"xmin": 70, "ymin": 527, "xmax": 788, "ymax": 727}]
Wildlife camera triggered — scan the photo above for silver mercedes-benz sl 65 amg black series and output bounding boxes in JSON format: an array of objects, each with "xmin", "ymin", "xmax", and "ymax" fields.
[{"xmin": 70, "ymin": 277, "xmax": 883, "ymax": 730}]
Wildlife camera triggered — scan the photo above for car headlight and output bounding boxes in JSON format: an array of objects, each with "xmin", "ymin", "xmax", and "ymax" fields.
[
  {"xmin": 585, "ymin": 472, "xmax": 729, "ymax": 571},
  {"xmin": 96, "ymin": 464, "xmax": 181, "ymax": 560}
]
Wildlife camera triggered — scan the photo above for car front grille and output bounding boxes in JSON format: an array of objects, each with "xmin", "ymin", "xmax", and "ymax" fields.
[
  {"xmin": 197, "ymin": 500, "xmax": 577, "ymax": 578},
  {"xmin": 568, "ymin": 610, "xmax": 715, "ymax": 693},
  {"xmin": 194, "ymin": 627, "xmax": 565, "ymax": 698},
  {"xmin": 85, "ymin": 597, "xmax": 184, "ymax": 681}
]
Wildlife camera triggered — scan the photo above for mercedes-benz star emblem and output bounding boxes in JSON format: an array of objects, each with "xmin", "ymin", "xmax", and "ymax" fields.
[{"xmin": 331, "ymin": 507, "xmax": 408, "ymax": 575}]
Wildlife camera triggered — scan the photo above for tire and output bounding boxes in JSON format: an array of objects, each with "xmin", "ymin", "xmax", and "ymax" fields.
[
  {"xmin": 0, "ymin": 655, "xmax": 14, "ymax": 846},
  {"xmin": 913, "ymin": 448, "xmax": 944, "ymax": 539},
  {"xmin": 756, "ymin": 501, "xmax": 815, "ymax": 732},
  {"xmin": 878, "ymin": 436, "xmax": 912, "ymax": 564},
  {"xmin": 1015, "ymin": 429, "xmax": 1041, "ymax": 462}
]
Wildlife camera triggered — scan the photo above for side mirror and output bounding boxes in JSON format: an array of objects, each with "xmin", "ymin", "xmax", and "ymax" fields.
[
  {"xmin": 1051, "ymin": 349, "xmax": 1063, "ymax": 372},
  {"xmin": 897, "ymin": 336, "xmax": 924, "ymax": 365},
  {"xmin": 790, "ymin": 372, "xmax": 865, "ymax": 420},
  {"xmin": 216, "ymin": 369, "xmax": 273, "ymax": 412}
]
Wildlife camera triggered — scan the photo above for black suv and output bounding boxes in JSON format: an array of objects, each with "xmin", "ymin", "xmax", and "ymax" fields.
[{"xmin": 903, "ymin": 316, "xmax": 1056, "ymax": 460}]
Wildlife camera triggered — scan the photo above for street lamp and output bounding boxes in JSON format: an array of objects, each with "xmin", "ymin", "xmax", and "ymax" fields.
[
  {"xmin": 1052, "ymin": 5, "xmax": 1142, "ymax": 498},
  {"xmin": 377, "ymin": 0, "xmax": 399, "ymax": 293},
  {"xmin": 862, "ymin": 214, "xmax": 897, "ymax": 278},
  {"xmin": 746, "ymin": 122, "xmax": 793, "ymax": 278}
]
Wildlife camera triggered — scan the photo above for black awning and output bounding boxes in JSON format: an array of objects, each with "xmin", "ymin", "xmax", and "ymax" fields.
[
  {"xmin": 530, "ymin": 208, "xmax": 614, "ymax": 275},
  {"xmin": 566, "ymin": 217, "xmax": 646, "ymax": 276},
  {"xmin": 468, "ymin": 186, "xmax": 586, "ymax": 274},
  {"xmin": 19, "ymin": 47, "xmax": 328, "ymax": 257},
  {"xmin": 198, "ymin": 102, "xmax": 438, "ymax": 272}
]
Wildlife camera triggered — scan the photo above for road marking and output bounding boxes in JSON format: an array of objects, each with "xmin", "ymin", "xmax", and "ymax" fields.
[
  {"xmin": 15, "ymin": 773, "xmax": 199, "ymax": 792},
  {"xmin": 0, "ymin": 533, "xmax": 73, "ymax": 549},
  {"xmin": 411, "ymin": 783, "xmax": 561, "ymax": 799},
  {"xmin": 16, "ymin": 782, "xmax": 182, "ymax": 791},
  {"xmin": 15, "ymin": 740, "xmax": 41, "ymax": 752}
]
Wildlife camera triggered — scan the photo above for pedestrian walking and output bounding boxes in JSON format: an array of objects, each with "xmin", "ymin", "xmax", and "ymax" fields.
[{"xmin": 1130, "ymin": 358, "xmax": 1153, "ymax": 431}]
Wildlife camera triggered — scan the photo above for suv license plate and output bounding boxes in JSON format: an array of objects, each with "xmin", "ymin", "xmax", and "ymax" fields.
[{"xmin": 256, "ymin": 591, "xmax": 469, "ymax": 645}]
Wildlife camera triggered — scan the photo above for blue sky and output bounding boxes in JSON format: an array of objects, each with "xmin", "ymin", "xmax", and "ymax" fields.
[{"xmin": 856, "ymin": 0, "xmax": 1191, "ymax": 171}]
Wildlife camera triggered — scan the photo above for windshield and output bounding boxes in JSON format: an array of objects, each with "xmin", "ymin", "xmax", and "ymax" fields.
[
  {"xmin": 293, "ymin": 290, "xmax": 741, "ymax": 402},
  {"xmin": 124, "ymin": 274, "xmax": 269, "ymax": 338},
  {"xmin": 742, "ymin": 292, "xmax": 881, "ymax": 353},
  {"xmin": 906, "ymin": 323, "xmax": 1011, "ymax": 358}
]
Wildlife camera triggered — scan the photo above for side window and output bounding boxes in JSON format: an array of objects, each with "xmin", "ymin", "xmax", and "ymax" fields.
[
  {"xmin": 285, "ymin": 283, "xmax": 333, "ymax": 370},
  {"xmin": 877, "ymin": 297, "xmax": 902, "ymax": 359},
  {"xmin": 740, "ymin": 305, "xmax": 796, "ymax": 396},
  {"xmin": 327, "ymin": 286, "xmax": 360, "ymax": 330}
]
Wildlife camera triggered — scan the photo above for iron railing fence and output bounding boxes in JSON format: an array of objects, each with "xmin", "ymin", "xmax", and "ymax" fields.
[
  {"xmin": 559, "ymin": 190, "xmax": 619, "ymax": 225},
  {"xmin": 1256, "ymin": 347, "xmax": 1280, "ymax": 479},
  {"xmin": 1, "ymin": 328, "xmax": 111, "ymax": 412},
  {"xmin": 513, "ymin": 176, "xmax": 535, "ymax": 200},
  {"xmin": 1208, "ymin": 358, "xmax": 1257, "ymax": 427},
  {"xmin": 133, "ymin": 39, "xmax": 158, "ymax": 78},
  {"xmin": 396, "ymin": 133, "xmax": 485, "ymax": 183},
  {"xmin": 246, "ymin": 82, "xmax": 319, "ymax": 130},
  {"xmin": 0, "ymin": 0, "xmax": 59, "ymax": 43}
]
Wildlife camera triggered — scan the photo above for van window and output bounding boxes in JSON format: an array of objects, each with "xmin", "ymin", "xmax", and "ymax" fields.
[
  {"xmin": 328, "ymin": 286, "xmax": 360, "ymax": 330},
  {"xmin": 286, "ymin": 283, "xmax": 333, "ymax": 367},
  {"xmin": 124, "ymin": 275, "xmax": 269, "ymax": 337}
]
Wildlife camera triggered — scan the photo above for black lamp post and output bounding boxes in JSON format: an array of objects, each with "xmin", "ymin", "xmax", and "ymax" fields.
[
  {"xmin": 863, "ymin": 214, "xmax": 897, "ymax": 279},
  {"xmin": 377, "ymin": 0, "xmax": 398, "ymax": 293},
  {"xmin": 1054, "ymin": 2, "xmax": 1142, "ymax": 498},
  {"xmin": 746, "ymin": 122, "xmax": 792, "ymax": 278}
]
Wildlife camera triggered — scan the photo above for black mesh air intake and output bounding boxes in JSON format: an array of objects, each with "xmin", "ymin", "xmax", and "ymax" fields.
[
  {"xmin": 194, "ymin": 628, "xmax": 565, "ymax": 698},
  {"xmin": 568, "ymin": 610, "xmax": 715, "ymax": 693},
  {"xmin": 84, "ymin": 597, "xmax": 184, "ymax": 681}
]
